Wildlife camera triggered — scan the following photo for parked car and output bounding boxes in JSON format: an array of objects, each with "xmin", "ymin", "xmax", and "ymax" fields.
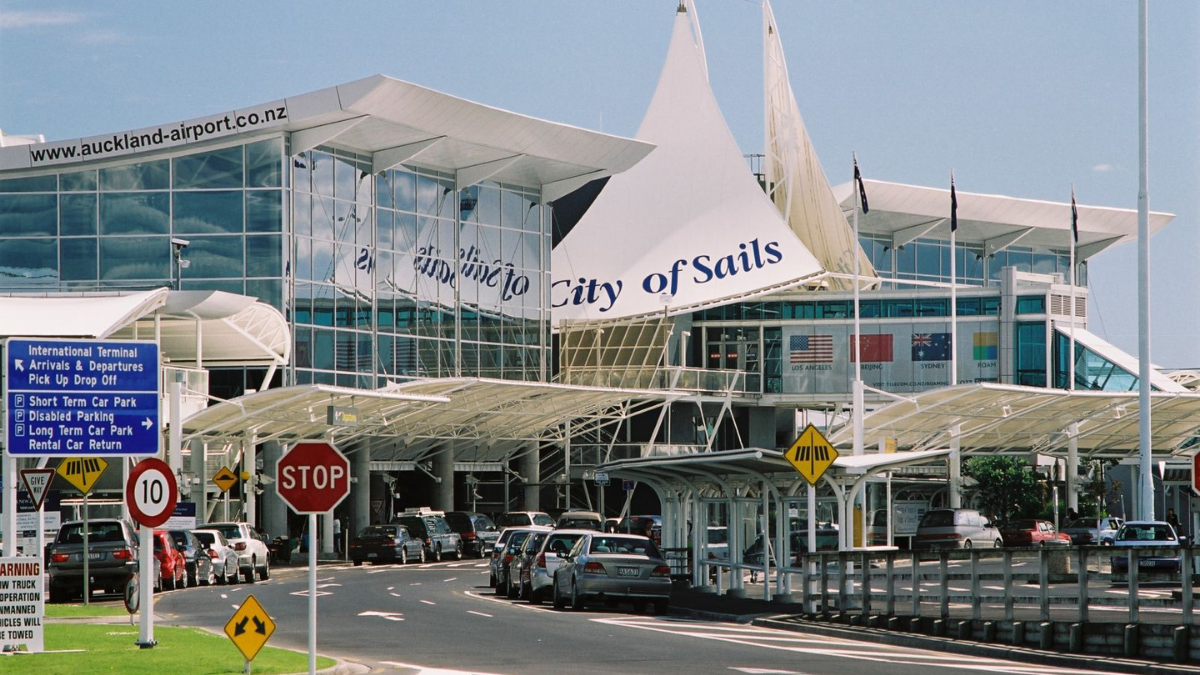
[
  {"xmin": 168, "ymin": 529, "xmax": 215, "ymax": 587},
  {"xmin": 508, "ymin": 530, "xmax": 552, "ymax": 599},
  {"xmin": 151, "ymin": 529, "xmax": 187, "ymax": 591},
  {"xmin": 47, "ymin": 518, "xmax": 140, "ymax": 603},
  {"xmin": 494, "ymin": 528, "xmax": 540, "ymax": 597},
  {"xmin": 497, "ymin": 511, "xmax": 555, "ymax": 528},
  {"xmin": 350, "ymin": 524, "xmax": 425, "ymax": 565},
  {"xmin": 552, "ymin": 532, "xmax": 671, "ymax": 613},
  {"xmin": 999, "ymin": 519, "xmax": 1071, "ymax": 547},
  {"xmin": 489, "ymin": 526, "xmax": 551, "ymax": 588},
  {"xmin": 914, "ymin": 509, "xmax": 1003, "ymax": 550},
  {"xmin": 614, "ymin": 515, "xmax": 662, "ymax": 545},
  {"xmin": 704, "ymin": 526, "xmax": 729, "ymax": 562},
  {"xmin": 392, "ymin": 509, "xmax": 463, "ymax": 561},
  {"xmin": 207, "ymin": 521, "xmax": 271, "ymax": 582},
  {"xmin": 743, "ymin": 524, "xmax": 838, "ymax": 566},
  {"xmin": 525, "ymin": 529, "xmax": 591, "ymax": 605},
  {"xmin": 1062, "ymin": 516, "xmax": 1123, "ymax": 546},
  {"xmin": 192, "ymin": 528, "xmax": 240, "ymax": 584},
  {"xmin": 444, "ymin": 511, "xmax": 499, "ymax": 558},
  {"xmin": 555, "ymin": 511, "xmax": 604, "ymax": 531},
  {"xmin": 1111, "ymin": 520, "xmax": 1183, "ymax": 574}
]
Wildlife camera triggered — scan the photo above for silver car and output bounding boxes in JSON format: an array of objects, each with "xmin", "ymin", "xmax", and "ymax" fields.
[
  {"xmin": 913, "ymin": 508, "xmax": 1003, "ymax": 550},
  {"xmin": 192, "ymin": 528, "xmax": 240, "ymax": 585},
  {"xmin": 551, "ymin": 533, "xmax": 671, "ymax": 614},
  {"xmin": 489, "ymin": 526, "xmax": 550, "ymax": 588},
  {"xmin": 525, "ymin": 529, "xmax": 591, "ymax": 605}
]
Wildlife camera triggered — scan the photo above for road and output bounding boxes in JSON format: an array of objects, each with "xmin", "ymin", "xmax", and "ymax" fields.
[{"xmin": 155, "ymin": 558, "xmax": 1136, "ymax": 675}]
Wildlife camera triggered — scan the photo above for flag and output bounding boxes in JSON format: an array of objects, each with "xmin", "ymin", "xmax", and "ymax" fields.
[
  {"xmin": 911, "ymin": 332, "xmax": 952, "ymax": 361},
  {"xmin": 972, "ymin": 332, "xmax": 998, "ymax": 360},
  {"xmin": 1070, "ymin": 187, "xmax": 1078, "ymax": 243},
  {"xmin": 790, "ymin": 334, "xmax": 833, "ymax": 364},
  {"xmin": 854, "ymin": 159, "xmax": 869, "ymax": 214},
  {"xmin": 851, "ymin": 334, "xmax": 894, "ymax": 363},
  {"xmin": 950, "ymin": 175, "xmax": 958, "ymax": 232}
]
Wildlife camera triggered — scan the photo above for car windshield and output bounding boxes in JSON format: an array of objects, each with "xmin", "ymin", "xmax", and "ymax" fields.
[
  {"xmin": 919, "ymin": 511, "xmax": 955, "ymax": 528},
  {"xmin": 443, "ymin": 514, "xmax": 472, "ymax": 530},
  {"xmin": 58, "ymin": 522, "xmax": 124, "ymax": 543},
  {"xmin": 169, "ymin": 531, "xmax": 188, "ymax": 546},
  {"xmin": 707, "ymin": 528, "xmax": 728, "ymax": 545},
  {"xmin": 588, "ymin": 536, "xmax": 660, "ymax": 557},
  {"xmin": 545, "ymin": 533, "xmax": 583, "ymax": 555},
  {"xmin": 211, "ymin": 524, "xmax": 242, "ymax": 540},
  {"xmin": 559, "ymin": 518, "xmax": 601, "ymax": 530},
  {"xmin": 358, "ymin": 526, "xmax": 395, "ymax": 538},
  {"xmin": 532, "ymin": 514, "xmax": 554, "ymax": 527},
  {"xmin": 1119, "ymin": 524, "xmax": 1175, "ymax": 542},
  {"xmin": 193, "ymin": 532, "xmax": 217, "ymax": 546}
]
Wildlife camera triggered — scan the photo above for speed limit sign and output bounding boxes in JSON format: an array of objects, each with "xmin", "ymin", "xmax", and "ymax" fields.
[{"xmin": 126, "ymin": 458, "xmax": 178, "ymax": 528}]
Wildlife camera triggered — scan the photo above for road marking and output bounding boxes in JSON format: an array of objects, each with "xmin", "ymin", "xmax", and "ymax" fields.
[
  {"xmin": 358, "ymin": 610, "xmax": 405, "ymax": 622},
  {"xmin": 368, "ymin": 567, "xmax": 397, "ymax": 574},
  {"xmin": 443, "ymin": 577, "xmax": 457, "ymax": 582},
  {"xmin": 220, "ymin": 594, "xmax": 228, "ymax": 599},
  {"xmin": 411, "ymin": 582, "xmax": 422, "ymax": 586},
  {"xmin": 463, "ymin": 589, "xmax": 555, "ymax": 613},
  {"xmin": 379, "ymin": 661, "xmax": 502, "ymax": 674},
  {"xmin": 317, "ymin": 582, "xmax": 342, "ymax": 589},
  {"xmin": 467, "ymin": 610, "xmax": 492, "ymax": 618},
  {"xmin": 290, "ymin": 590, "xmax": 332, "ymax": 597},
  {"xmin": 387, "ymin": 586, "xmax": 394, "ymax": 591},
  {"xmin": 420, "ymin": 600, "xmax": 436, "ymax": 605},
  {"xmin": 390, "ymin": 592, "xmax": 402, "ymax": 597}
]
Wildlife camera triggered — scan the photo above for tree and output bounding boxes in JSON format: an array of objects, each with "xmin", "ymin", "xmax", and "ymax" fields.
[{"xmin": 962, "ymin": 456, "xmax": 1041, "ymax": 526}]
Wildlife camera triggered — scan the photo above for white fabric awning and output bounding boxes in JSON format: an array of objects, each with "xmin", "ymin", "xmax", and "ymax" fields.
[{"xmin": 0, "ymin": 289, "xmax": 169, "ymax": 339}]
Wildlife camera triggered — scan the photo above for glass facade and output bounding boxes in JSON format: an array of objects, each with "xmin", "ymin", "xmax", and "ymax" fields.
[
  {"xmin": 0, "ymin": 135, "xmax": 552, "ymax": 392},
  {"xmin": 1052, "ymin": 331, "xmax": 1143, "ymax": 392}
]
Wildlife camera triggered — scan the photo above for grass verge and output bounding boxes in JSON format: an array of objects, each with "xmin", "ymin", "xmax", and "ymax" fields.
[
  {"xmin": 45, "ymin": 604, "xmax": 129, "ymax": 619},
  {"xmin": 14, "ymin": 623, "xmax": 335, "ymax": 675}
]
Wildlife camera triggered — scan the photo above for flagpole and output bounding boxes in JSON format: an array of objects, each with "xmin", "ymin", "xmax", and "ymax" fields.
[
  {"xmin": 1136, "ymin": 0, "xmax": 1153, "ymax": 520},
  {"xmin": 1069, "ymin": 184, "xmax": 1077, "ymax": 391},
  {"xmin": 852, "ymin": 154, "xmax": 864, "ymax": 461},
  {"xmin": 949, "ymin": 170, "xmax": 957, "ymax": 387}
]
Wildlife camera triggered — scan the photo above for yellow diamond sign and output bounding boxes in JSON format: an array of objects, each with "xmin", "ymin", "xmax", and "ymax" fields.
[
  {"xmin": 58, "ymin": 456, "xmax": 108, "ymax": 495},
  {"xmin": 212, "ymin": 466, "xmax": 239, "ymax": 493},
  {"xmin": 224, "ymin": 594, "xmax": 276, "ymax": 662},
  {"xmin": 785, "ymin": 424, "xmax": 839, "ymax": 485}
]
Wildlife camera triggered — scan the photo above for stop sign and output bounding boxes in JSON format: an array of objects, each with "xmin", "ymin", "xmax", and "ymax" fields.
[{"xmin": 276, "ymin": 441, "xmax": 351, "ymax": 514}]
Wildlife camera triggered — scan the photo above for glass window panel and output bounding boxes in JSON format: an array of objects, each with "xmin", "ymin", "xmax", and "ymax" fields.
[
  {"xmin": 293, "ymin": 282, "xmax": 314, "ymax": 324},
  {"xmin": 355, "ymin": 205, "xmax": 373, "ymax": 247},
  {"xmin": 916, "ymin": 241, "xmax": 942, "ymax": 278},
  {"xmin": 184, "ymin": 236, "xmax": 243, "ymax": 278},
  {"xmin": 0, "ymin": 238, "xmax": 56, "ymax": 283},
  {"xmin": 394, "ymin": 170, "xmax": 416, "ymax": 212},
  {"xmin": 0, "ymin": 175, "xmax": 56, "ymax": 192},
  {"xmin": 312, "ymin": 197, "xmax": 335, "ymax": 240},
  {"xmin": 246, "ymin": 190, "xmax": 282, "ymax": 233},
  {"xmin": 437, "ymin": 178, "xmax": 456, "ymax": 218},
  {"xmin": 295, "ymin": 237, "xmax": 312, "ymax": 280},
  {"xmin": 501, "ymin": 188, "xmax": 525, "ymax": 229},
  {"xmin": 294, "ymin": 327, "xmax": 313, "ymax": 368},
  {"xmin": 173, "ymin": 145, "xmax": 243, "ymax": 189},
  {"xmin": 293, "ymin": 192, "xmax": 311, "ymax": 237},
  {"xmin": 312, "ymin": 285, "xmax": 335, "ymax": 326},
  {"xmin": 60, "ymin": 237, "xmax": 98, "ymax": 281},
  {"xmin": 294, "ymin": 151, "xmax": 313, "ymax": 194},
  {"xmin": 1033, "ymin": 252, "xmax": 1057, "ymax": 275},
  {"xmin": 311, "ymin": 152, "xmax": 333, "ymax": 197},
  {"xmin": 99, "ymin": 159, "xmax": 169, "ymax": 191},
  {"xmin": 917, "ymin": 298, "xmax": 948, "ymax": 316},
  {"xmin": 476, "ymin": 185, "xmax": 500, "ymax": 225},
  {"xmin": 416, "ymin": 174, "xmax": 439, "ymax": 215},
  {"xmin": 313, "ymin": 329, "xmax": 335, "ymax": 370},
  {"xmin": 60, "ymin": 170, "xmax": 97, "ymax": 192},
  {"xmin": 987, "ymin": 251, "xmax": 1007, "ymax": 284},
  {"xmin": 100, "ymin": 236, "xmax": 170, "ymax": 280},
  {"xmin": 376, "ymin": 209, "xmax": 393, "ymax": 251},
  {"xmin": 0, "ymin": 194, "xmax": 57, "ymax": 235},
  {"xmin": 334, "ymin": 156, "xmax": 356, "ymax": 201},
  {"xmin": 1016, "ymin": 296, "xmax": 1046, "ymax": 314},
  {"xmin": 394, "ymin": 212, "xmax": 417, "ymax": 252},
  {"xmin": 334, "ymin": 201, "xmax": 356, "ymax": 243},
  {"xmin": 245, "ymin": 278, "xmax": 282, "ymax": 309},
  {"xmin": 60, "ymin": 193, "xmax": 97, "ymax": 235},
  {"xmin": 246, "ymin": 138, "xmax": 282, "ymax": 188},
  {"xmin": 1007, "ymin": 248, "xmax": 1033, "ymax": 272},
  {"xmin": 174, "ymin": 191, "xmax": 243, "ymax": 234},
  {"xmin": 311, "ymin": 239, "xmax": 334, "ymax": 282},
  {"xmin": 246, "ymin": 235, "xmax": 282, "ymax": 277},
  {"xmin": 376, "ymin": 173, "xmax": 394, "ymax": 210},
  {"xmin": 100, "ymin": 193, "xmax": 169, "ymax": 235},
  {"xmin": 896, "ymin": 244, "xmax": 916, "ymax": 276}
]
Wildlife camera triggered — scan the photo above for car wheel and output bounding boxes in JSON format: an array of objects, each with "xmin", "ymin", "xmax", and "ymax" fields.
[
  {"xmin": 520, "ymin": 580, "xmax": 530, "ymax": 601},
  {"xmin": 204, "ymin": 564, "xmax": 215, "ymax": 586},
  {"xmin": 353, "ymin": 559, "xmax": 363, "ymax": 567},
  {"xmin": 570, "ymin": 579, "xmax": 585, "ymax": 611},
  {"xmin": 552, "ymin": 576, "xmax": 566, "ymax": 610},
  {"xmin": 244, "ymin": 557, "xmax": 256, "ymax": 584},
  {"xmin": 495, "ymin": 572, "xmax": 507, "ymax": 596},
  {"xmin": 506, "ymin": 577, "xmax": 518, "ymax": 599},
  {"xmin": 433, "ymin": 546, "xmax": 442, "ymax": 562},
  {"xmin": 453, "ymin": 542, "xmax": 463, "ymax": 560},
  {"xmin": 400, "ymin": 548, "xmax": 409, "ymax": 565},
  {"xmin": 187, "ymin": 564, "xmax": 197, "ymax": 588},
  {"xmin": 529, "ymin": 587, "xmax": 543, "ymax": 606},
  {"xmin": 224, "ymin": 560, "xmax": 235, "ymax": 584},
  {"xmin": 993, "ymin": 538, "xmax": 1003, "ymax": 548},
  {"xmin": 419, "ymin": 546, "xmax": 427, "ymax": 563},
  {"xmin": 259, "ymin": 562, "xmax": 270, "ymax": 581},
  {"xmin": 654, "ymin": 599, "xmax": 669, "ymax": 615},
  {"xmin": 962, "ymin": 539, "xmax": 973, "ymax": 550}
]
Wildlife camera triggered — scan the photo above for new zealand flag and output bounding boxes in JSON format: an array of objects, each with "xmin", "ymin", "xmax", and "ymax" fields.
[{"xmin": 911, "ymin": 332, "xmax": 952, "ymax": 361}]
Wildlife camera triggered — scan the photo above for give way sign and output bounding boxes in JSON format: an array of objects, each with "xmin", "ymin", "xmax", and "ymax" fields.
[{"xmin": 276, "ymin": 441, "xmax": 351, "ymax": 514}]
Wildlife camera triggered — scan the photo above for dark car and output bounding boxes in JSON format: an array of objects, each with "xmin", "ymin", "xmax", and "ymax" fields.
[
  {"xmin": 392, "ymin": 509, "xmax": 463, "ymax": 561},
  {"xmin": 48, "ymin": 518, "xmax": 140, "ymax": 603},
  {"xmin": 495, "ymin": 529, "xmax": 538, "ymax": 597},
  {"xmin": 350, "ymin": 524, "xmax": 425, "ymax": 566},
  {"xmin": 445, "ymin": 511, "xmax": 499, "ymax": 558},
  {"xmin": 613, "ymin": 515, "xmax": 662, "ymax": 545},
  {"xmin": 169, "ymin": 529, "xmax": 216, "ymax": 586},
  {"xmin": 509, "ymin": 530, "xmax": 552, "ymax": 600}
]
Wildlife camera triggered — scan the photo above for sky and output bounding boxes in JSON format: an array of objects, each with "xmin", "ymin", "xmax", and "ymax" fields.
[{"xmin": 1, "ymin": 1, "xmax": 1197, "ymax": 366}]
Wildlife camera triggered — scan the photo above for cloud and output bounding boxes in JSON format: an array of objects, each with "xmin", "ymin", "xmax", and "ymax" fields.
[
  {"xmin": 76, "ymin": 29, "xmax": 126, "ymax": 46},
  {"xmin": 0, "ymin": 10, "xmax": 86, "ymax": 29},
  {"xmin": 1092, "ymin": 163, "xmax": 1115, "ymax": 173}
]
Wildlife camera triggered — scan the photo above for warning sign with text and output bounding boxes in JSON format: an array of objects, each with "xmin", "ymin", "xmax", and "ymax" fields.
[{"xmin": 0, "ymin": 557, "xmax": 44, "ymax": 653}]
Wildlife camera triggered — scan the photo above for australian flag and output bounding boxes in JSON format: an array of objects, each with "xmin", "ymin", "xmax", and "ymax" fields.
[{"xmin": 912, "ymin": 332, "xmax": 952, "ymax": 361}]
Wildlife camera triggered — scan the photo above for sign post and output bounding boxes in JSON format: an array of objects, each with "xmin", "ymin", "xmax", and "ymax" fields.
[
  {"xmin": 224, "ymin": 594, "xmax": 276, "ymax": 675},
  {"xmin": 276, "ymin": 441, "xmax": 350, "ymax": 675},
  {"xmin": 20, "ymin": 468, "xmax": 56, "ymax": 567},
  {"xmin": 58, "ymin": 456, "xmax": 108, "ymax": 605},
  {"xmin": 126, "ymin": 458, "xmax": 177, "ymax": 649},
  {"xmin": 786, "ymin": 424, "xmax": 840, "ymax": 555}
]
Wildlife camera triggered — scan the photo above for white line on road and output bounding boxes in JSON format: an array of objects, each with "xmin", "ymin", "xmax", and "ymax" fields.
[
  {"xmin": 443, "ymin": 577, "xmax": 457, "ymax": 582},
  {"xmin": 220, "ymin": 594, "xmax": 228, "ymax": 599},
  {"xmin": 420, "ymin": 599, "xmax": 436, "ymax": 605},
  {"xmin": 318, "ymin": 576, "xmax": 336, "ymax": 582},
  {"xmin": 467, "ymin": 610, "xmax": 492, "ymax": 618},
  {"xmin": 390, "ymin": 592, "xmax": 402, "ymax": 597},
  {"xmin": 411, "ymin": 582, "xmax": 422, "ymax": 586},
  {"xmin": 379, "ymin": 661, "xmax": 502, "ymax": 674},
  {"xmin": 359, "ymin": 610, "xmax": 405, "ymax": 622}
]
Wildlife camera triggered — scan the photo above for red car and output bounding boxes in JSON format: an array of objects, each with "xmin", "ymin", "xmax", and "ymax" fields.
[
  {"xmin": 999, "ymin": 519, "xmax": 1071, "ymax": 547},
  {"xmin": 152, "ymin": 529, "xmax": 187, "ymax": 590}
]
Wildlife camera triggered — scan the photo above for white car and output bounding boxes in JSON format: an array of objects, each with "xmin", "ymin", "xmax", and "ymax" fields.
[
  {"xmin": 207, "ymin": 522, "xmax": 270, "ymax": 583},
  {"xmin": 192, "ymin": 528, "xmax": 241, "ymax": 584},
  {"xmin": 527, "ymin": 529, "xmax": 592, "ymax": 605}
]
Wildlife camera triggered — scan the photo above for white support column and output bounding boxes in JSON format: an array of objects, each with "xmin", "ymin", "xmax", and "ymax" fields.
[
  {"xmin": 949, "ymin": 425, "xmax": 962, "ymax": 509},
  {"xmin": 190, "ymin": 440, "xmax": 207, "ymax": 525},
  {"xmin": 353, "ymin": 447, "xmax": 371, "ymax": 536},
  {"xmin": 321, "ymin": 511, "xmax": 334, "ymax": 556},
  {"xmin": 245, "ymin": 440, "xmax": 257, "ymax": 528},
  {"xmin": 432, "ymin": 447, "xmax": 454, "ymax": 511},
  {"xmin": 1067, "ymin": 424, "xmax": 1080, "ymax": 513},
  {"xmin": 2, "ymin": 454, "xmax": 15, "ymax": 557},
  {"xmin": 518, "ymin": 443, "xmax": 540, "ymax": 513}
]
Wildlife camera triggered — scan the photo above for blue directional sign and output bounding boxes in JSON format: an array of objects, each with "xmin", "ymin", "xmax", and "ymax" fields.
[{"xmin": 4, "ymin": 338, "xmax": 160, "ymax": 456}]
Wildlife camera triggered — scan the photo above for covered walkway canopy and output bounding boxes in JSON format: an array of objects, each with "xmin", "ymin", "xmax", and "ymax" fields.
[{"xmin": 826, "ymin": 382, "xmax": 1200, "ymax": 459}]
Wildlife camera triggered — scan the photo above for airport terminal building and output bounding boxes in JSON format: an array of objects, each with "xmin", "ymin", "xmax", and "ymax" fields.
[{"xmin": 1, "ymin": 2, "xmax": 1195, "ymax": 568}]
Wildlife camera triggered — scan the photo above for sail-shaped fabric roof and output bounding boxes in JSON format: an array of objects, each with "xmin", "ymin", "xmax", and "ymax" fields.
[
  {"xmin": 763, "ymin": 1, "xmax": 876, "ymax": 291},
  {"xmin": 552, "ymin": 5, "xmax": 825, "ymax": 326}
]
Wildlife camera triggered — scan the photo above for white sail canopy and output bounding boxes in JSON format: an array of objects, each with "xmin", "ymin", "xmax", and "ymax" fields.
[
  {"xmin": 763, "ymin": 1, "xmax": 876, "ymax": 290},
  {"xmin": 552, "ymin": 4, "xmax": 825, "ymax": 326}
]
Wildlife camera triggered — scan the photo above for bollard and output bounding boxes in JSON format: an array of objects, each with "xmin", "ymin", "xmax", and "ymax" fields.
[
  {"xmin": 1069, "ymin": 622, "xmax": 1083, "ymax": 653},
  {"xmin": 932, "ymin": 618, "xmax": 947, "ymax": 637},
  {"xmin": 957, "ymin": 619, "xmax": 972, "ymax": 640},
  {"xmin": 1012, "ymin": 621, "xmax": 1025, "ymax": 646},
  {"xmin": 982, "ymin": 620, "xmax": 997, "ymax": 643},
  {"xmin": 909, "ymin": 616, "xmax": 923, "ymax": 633},
  {"xmin": 1124, "ymin": 624, "xmax": 1139, "ymax": 659},
  {"xmin": 1176, "ymin": 626, "xmax": 1191, "ymax": 663},
  {"xmin": 887, "ymin": 616, "xmax": 901, "ymax": 631},
  {"xmin": 1038, "ymin": 621, "xmax": 1054, "ymax": 650}
]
